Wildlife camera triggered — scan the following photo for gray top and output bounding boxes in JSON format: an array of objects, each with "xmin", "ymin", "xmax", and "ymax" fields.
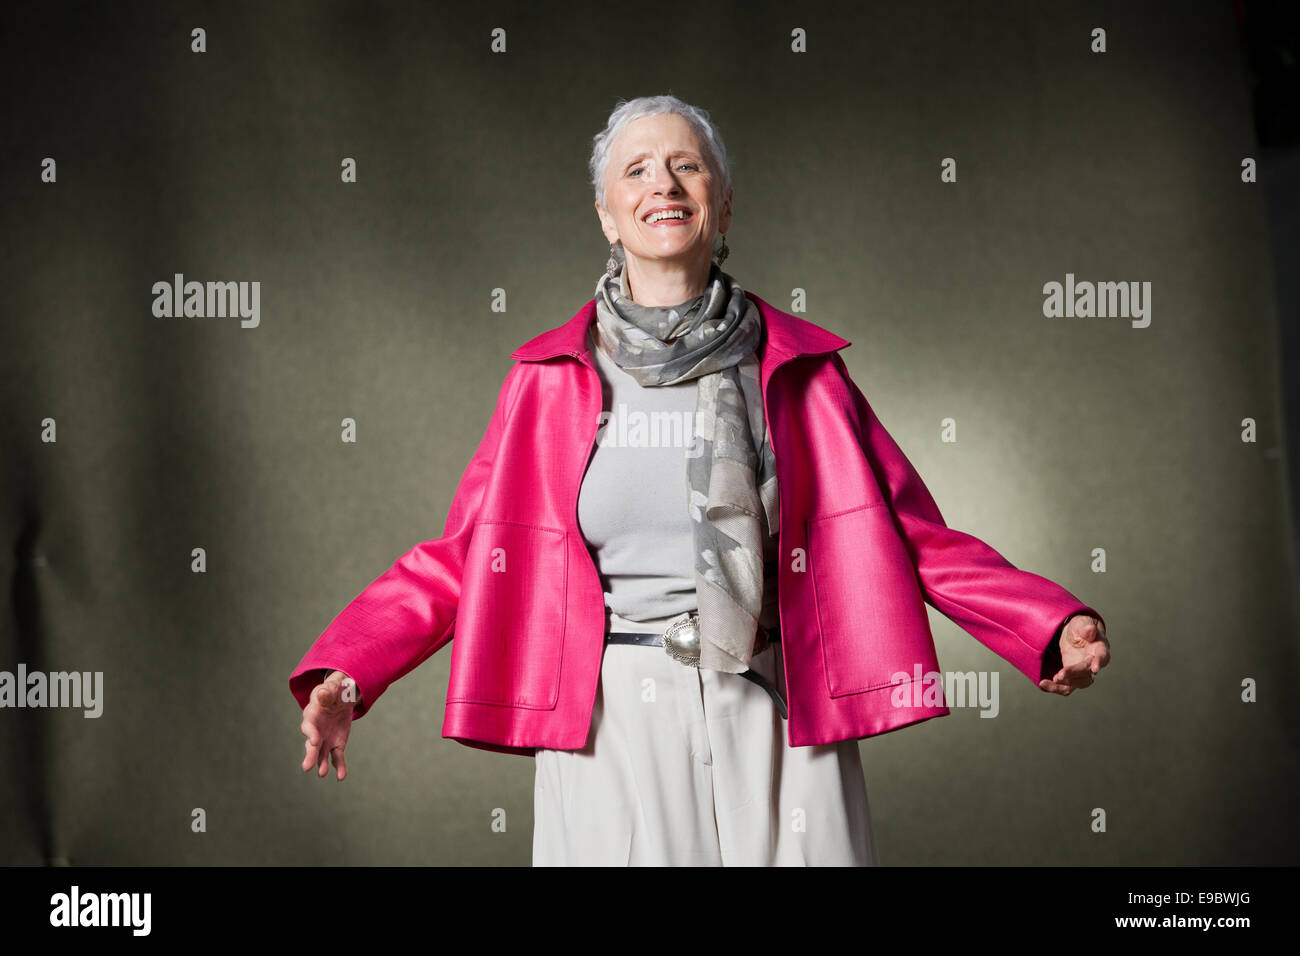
[{"xmin": 577, "ymin": 327, "xmax": 701, "ymax": 622}]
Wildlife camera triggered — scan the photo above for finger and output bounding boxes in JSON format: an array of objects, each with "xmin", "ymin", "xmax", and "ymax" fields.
[
  {"xmin": 300, "ymin": 717, "xmax": 322, "ymax": 744},
  {"xmin": 1056, "ymin": 658, "xmax": 1096, "ymax": 683},
  {"xmin": 314, "ymin": 682, "xmax": 336, "ymax": 709},
  {"xmin": 1058, "ymin": 667, "xmax": 1096, "ymax": 689},
  {"xmin": 301, "ymin": 721, "xmax": 322, "ymax": 771},
  {"xmin": 317, "ymin": 741, "xmax": 331, "ymax": 777},
  {"xmin": 1067, "ymin": 618, "xmax": 1105, "ymax": 650},
  {"xmin": 303, "ymin": 737, "xmax": 321, "ymax": 772},
  {"xmin": 1041, "ymin": 669, "xmax": 1094, "ymax": 694},
  {"xmin": 1069, "ymin": 647, "xmax": 1108, "ymax": 677},
  {"xmin": 332, "ymin": 744, "xmax": 348, "ymax": 782},
  {"xmin": 1065, "ymin": 619, "xmax": 1093, "ymax": 646}
]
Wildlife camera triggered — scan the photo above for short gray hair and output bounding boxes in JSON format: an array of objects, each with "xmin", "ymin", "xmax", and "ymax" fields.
[{"xmin": 589, "ymin": 94, "xmax": 732, "ymax": 211}]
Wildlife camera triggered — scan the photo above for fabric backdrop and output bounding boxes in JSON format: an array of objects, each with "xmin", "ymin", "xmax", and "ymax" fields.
[{"xmin": 2, "ymin": 0, "xmax": 1297, "ymax": 865}]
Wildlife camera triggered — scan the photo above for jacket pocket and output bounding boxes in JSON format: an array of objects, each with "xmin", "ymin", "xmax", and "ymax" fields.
[
  {"xmin": 808, "ymin": 502, "xmax": 932, "ymax": 697},
  {"xmin": 446, "ymin": 520, "xmax": 568, "ymax": 709}
]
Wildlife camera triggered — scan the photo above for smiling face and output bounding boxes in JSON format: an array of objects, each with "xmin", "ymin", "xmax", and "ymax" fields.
[{"xmin": 595, "ymin": 111, "xmax": 732, "ymax": 278}]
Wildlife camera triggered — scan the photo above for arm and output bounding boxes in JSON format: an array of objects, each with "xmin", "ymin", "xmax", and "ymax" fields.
[
  {"xmin": 288, "ymin": 361, "xmax": 525, "ymax": 717},
  {"xmin": 832, "ymin": 353, "xmax": 1105, "ymax": 686}
]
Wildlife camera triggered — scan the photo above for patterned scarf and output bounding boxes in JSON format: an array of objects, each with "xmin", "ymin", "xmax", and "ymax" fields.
[{"xmin": 592, "ymin": 253, "xmax": 779, "ymax": 674}]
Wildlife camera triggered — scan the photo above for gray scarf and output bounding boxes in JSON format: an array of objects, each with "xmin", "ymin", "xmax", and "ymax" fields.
[{"xmin": 592, "ymin": 254, "xmax": 779, "ymax": 674}]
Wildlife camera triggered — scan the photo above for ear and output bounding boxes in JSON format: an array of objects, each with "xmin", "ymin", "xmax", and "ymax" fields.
[
  {"xmin": 595, "ymin": 200, "xmax": 619, "ymax": 246},
  {"xmin": 718, "ymin": 185, "xmax": 733, "ymax": 235}
]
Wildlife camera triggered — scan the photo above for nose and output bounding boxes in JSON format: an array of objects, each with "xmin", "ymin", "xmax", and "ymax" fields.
[{"xmin": 648, "ymin": 159, "xmax": 684, "ymax": 194}]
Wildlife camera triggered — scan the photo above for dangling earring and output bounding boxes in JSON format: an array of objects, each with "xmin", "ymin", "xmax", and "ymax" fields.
[
  {"xmin": 605, "ymin": 240, "xmax": 623, "ymax": 277},
  {"xmin": 715, "ymin": 233, "xmax": 730, "ymax": 265}
]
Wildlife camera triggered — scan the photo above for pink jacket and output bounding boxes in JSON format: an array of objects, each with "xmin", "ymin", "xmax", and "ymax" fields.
[{"xmin": 290, "ymin": 292, "xmax": 1104, "ymax": 757}]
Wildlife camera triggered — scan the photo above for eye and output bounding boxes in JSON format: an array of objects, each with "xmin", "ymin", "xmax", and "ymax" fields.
[{"xmin": 627, "ymin": 162, "xmax": 698, "ymax": 177}]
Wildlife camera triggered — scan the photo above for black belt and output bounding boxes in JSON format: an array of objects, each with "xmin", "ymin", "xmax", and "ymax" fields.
[{"xmin": 605, "ymin": 623, "xmax": 788, "ymax": 719}]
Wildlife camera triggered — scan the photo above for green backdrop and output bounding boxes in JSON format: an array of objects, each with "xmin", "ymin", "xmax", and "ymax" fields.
[{"xmin": 2, "ymin": 0, "xmax": 1297, "ymax": 865}]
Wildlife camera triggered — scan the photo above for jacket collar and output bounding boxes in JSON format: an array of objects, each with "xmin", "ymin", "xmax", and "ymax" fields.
[{"xmin": 509, "ymin": 290, "xmax": 850, "ymax": 366}]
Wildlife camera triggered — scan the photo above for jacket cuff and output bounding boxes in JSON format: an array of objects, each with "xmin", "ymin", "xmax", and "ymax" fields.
[
  {"xmin": 1040, "ymin": 620, "xmax": 1066, "ymax": 682},
  {"xmin": 289, "ymin": 664, "xmax": 365, "ymax": 716}
]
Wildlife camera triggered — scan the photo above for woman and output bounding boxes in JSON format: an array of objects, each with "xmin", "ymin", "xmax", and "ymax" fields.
[{"xmin": 291, "ymin": 95, "xmax": 1111, "ymax": 866}]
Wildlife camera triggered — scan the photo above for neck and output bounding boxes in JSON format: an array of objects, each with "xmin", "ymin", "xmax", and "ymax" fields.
[{"xmin": 623, "ymin": 248, "xmax": 715, "ymax": 306}]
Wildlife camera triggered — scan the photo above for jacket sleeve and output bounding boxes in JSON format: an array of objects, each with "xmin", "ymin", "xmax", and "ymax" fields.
[
  {"xmin": 832, "ymin": 353, "xmax": 1106, "ymax": 687},
  {"xmin": 288, "ymin": 361, "xmax": 525, "ymax": 718}
]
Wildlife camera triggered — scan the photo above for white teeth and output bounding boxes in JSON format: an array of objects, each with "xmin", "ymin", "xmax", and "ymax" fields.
[{"xmin": 647, "ymin": 209, "xmax": 689, "ymax": 223}]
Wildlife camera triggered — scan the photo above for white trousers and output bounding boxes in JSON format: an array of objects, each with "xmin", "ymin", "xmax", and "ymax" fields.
[{"xmin": 533, "ymin": 610, "xmax": 879, "ymax": 866}]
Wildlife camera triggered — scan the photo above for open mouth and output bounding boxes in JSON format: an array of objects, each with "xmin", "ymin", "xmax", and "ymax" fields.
[{"xmin": 645, "ymin": 209, "xmax": 694, "ymax": 225}]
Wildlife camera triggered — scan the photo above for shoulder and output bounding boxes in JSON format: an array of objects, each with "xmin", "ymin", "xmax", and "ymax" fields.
[
  {"xmin": 746, "ymin": 290, "xmax": 852, "ymax": 358},
  {"xmin": 752, "ymin": 295, "xmax": 848, "ymax": 339},
  {"xmin": 509, "ymin": 300, "xmax": 596, "ymax": 362}
]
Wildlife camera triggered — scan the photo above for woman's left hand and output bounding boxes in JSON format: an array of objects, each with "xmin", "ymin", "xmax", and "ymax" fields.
[{"xmin": 1039, "ymin": 614, "xmax": 1110, "ymax": 696}]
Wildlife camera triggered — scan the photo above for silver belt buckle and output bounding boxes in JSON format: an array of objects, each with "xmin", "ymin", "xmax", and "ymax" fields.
[{"xmin": 662, "ymin": 612, "xmax": 702, "ymax": 668}]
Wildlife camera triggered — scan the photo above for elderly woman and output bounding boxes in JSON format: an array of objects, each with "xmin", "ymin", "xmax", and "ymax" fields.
[{"xmin": 291, "ymin": 94, "xmax": 1110, "ymax": 867}]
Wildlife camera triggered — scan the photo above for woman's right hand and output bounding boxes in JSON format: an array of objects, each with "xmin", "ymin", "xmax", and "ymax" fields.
[{"xmin": 300, "ymin": 670, "xmax": 357, "ymax": 780}]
